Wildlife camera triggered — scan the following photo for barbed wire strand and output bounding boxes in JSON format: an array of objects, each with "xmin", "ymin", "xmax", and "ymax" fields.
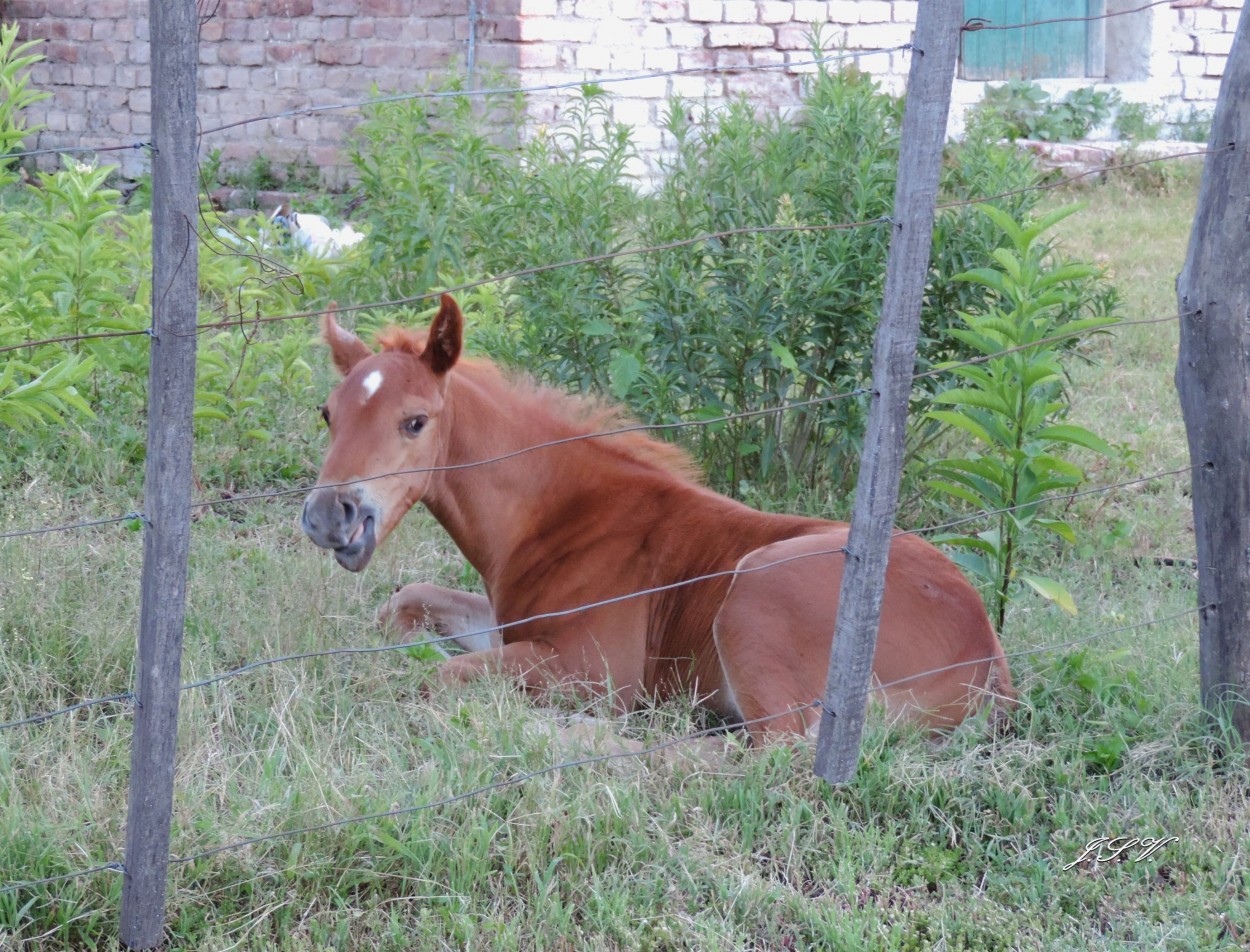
[
  {"xmin": 0, "ymin": 309, "xmax": 1188, "ymax": 540},
  {"xmin": 0, "ymin": 143, "xmax": 1223, "ymax": 358},
  {"xmin": 874, "ymin": 604, "xmax": 1208, "ymax": 694},
  {"xmin": 963, "ymin": 0, "xmax": 1177, "ymax": 33},
  {"xmin": 190, "ymin": 144, "xmax": 1225, "ymax": 337},
  {"xmin": 0, "ymin": 863, "xmax": 126, "ymax": 897},
  {"xmin": 196, "ymin": 49, "xmax": 910, "ymax": 139},
  {"xmin": 5, "ymin": 49, "xmax": 896, "ymax": 165},
  {"xmin": 167, "ymin": 700, "xmax": 824, "ymax": 867},
  {"xmin": 912, "ymin": 464, "xmax": 1193, "ymax": 539},
  {"xmin": 0, "ymin": 217, "xmax": 893, "ymax": 357},
  {"xmin": 3, "ymin": 458, "xmax": 1194, "ymax": 735},
  {"xmin": 12, "ymin": 0, "xmax": 1194, "ymax": 162},
  {"xmin": 180, "ymin": 545, "xmax": 850, "ymax": 693},
  {"xmin": 0, "ymin": 692, "xmax": 135, "ymax": 732},
  {"xmin": 178, "ymin": 311, "xmax": 1188, "ymax": 511},
  {"xmin": 179, "ymin": 463, "xmax": 1195, "ymax": 694},
  {"xmin": 0, "ymin": 512, "xmax": 143, "ymax": 541},
  {"xmin": 6, "ymin": 142, "xmax": 152, "ymax": 163},
  {"xmin": 937, "ymin": 146, "xmax": 1227, "ymax": 215}
]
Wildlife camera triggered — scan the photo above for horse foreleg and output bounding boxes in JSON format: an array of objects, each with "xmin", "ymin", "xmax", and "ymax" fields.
[
  {"xmin": 434, "ymin": 640, "xmax": 572, "ymax": 694},
  {"xmin": 377, "ymin": 582, "xmax": 500, "ymax": 653}
]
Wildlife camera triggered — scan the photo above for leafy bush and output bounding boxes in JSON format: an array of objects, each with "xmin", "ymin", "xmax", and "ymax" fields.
[
  {"xmin": 0, "ymin": 22, "xmax": 45, "ymax": 164},
  {"xmin": 0, "ymin": 25, "xmax": 91, "ymax": 433},
  {"xmin": 1113, "ymin": 101, "xmax": 1164, "ymax": 142},
  {"xmin": 346, "ymin": 64, "xmax": 1064, "ymax": 497},
  {"xmin": 0, "ymin": 168, "xmax": 334, "ymax": 490},
  {"xmin": 967, "ymin": 80, "xmax": 1119, "ymax": 142}
]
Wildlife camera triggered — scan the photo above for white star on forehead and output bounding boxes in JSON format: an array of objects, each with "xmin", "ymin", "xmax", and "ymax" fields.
[{"xmin": 361, "ymin": 369, "xmax": 383, "ymax": 400}]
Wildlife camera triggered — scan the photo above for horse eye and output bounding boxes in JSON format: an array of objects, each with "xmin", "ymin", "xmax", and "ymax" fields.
[{"xmin": 403, "ymin": 414, "xmax": 428, "ymax": 436}]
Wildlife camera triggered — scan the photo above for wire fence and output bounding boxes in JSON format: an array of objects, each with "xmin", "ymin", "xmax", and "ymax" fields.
[
  {"xmin": 0, "ymin": 5, "xmax": 1224, "ymax": 938},
  {"xmin": 0, "ymin": 454, "xmax": 1197, "ymax": 738},
  {"xmin": 0, "ymin": 306, "xmax": 1192, "ymax": 542},
  {"xmin": 0, "ymin": 144, "xmax": 1227, "ymax": 359}
]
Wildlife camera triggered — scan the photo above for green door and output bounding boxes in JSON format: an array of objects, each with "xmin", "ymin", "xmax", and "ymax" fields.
[{"xmin": 962, "ymin": 1, "xmax": 1106, "ymax": 80}]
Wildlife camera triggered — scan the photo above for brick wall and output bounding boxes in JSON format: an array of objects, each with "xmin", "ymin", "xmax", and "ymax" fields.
[
  {"xmin": 9, "ymin": 0, "xmax": 521, "ymax": 180},
  {"xmin": 7, "ymin": 0, "xmax": 1245, "ymax": 183}
]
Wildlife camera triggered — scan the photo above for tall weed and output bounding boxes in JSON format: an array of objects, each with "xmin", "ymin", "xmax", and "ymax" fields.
[{"xmin": 924, "ymin": 205, "xmax": 1119, "ymax": 631}]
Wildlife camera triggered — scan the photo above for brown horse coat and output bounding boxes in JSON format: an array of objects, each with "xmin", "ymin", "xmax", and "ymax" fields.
[{"xmin": 301, "ymin": 295, "xmax": 1015, "ymax": 739}]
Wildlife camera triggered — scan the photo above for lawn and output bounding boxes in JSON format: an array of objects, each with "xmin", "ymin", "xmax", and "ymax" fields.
[{"xmin": 2, "ymin": 161, "xmax": 1247, "ymax": 951}]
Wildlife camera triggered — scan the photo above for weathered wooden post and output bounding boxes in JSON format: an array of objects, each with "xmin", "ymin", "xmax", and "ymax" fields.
[
  {"xmin": 119, "ymin": 0, "xmax": 199, "ymax": 946},
  {"xmin": 814, "ymin": 0, "xmax": 963, "ymax": 782},
  {"xmin": 1176, "ymin": 4, "xmax": 1250, "ymax": 747}
]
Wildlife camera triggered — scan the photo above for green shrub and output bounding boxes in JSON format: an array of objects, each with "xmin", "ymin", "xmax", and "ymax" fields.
[
  {"xmin": 0, "ymin": 23, "xmax": 45, "ymax": 169},
  {"xmin": 1113, "ymin": 101, "xmax": 1164, "ymax": 142},
  {"xmin": 344, "ymin": 72, "xmax": 523, "ymax": 302},
  {"xmin": 345, "ymin": 64, "xmax": 1066, "ymax": 497},
  {"xmin": 0, "ymin": 25, "xmax": 89, "ymax": 434},
  {"xmin": 967, "ymin": 80, "xmax": 1119, "ymax": 143}
]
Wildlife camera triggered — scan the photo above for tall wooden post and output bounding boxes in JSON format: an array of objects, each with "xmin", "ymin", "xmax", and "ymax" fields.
[
  {"xmin": 813, "ymin": 0, "xmax": 963, "ymax": 783},
  {"xmin": 1176, "ymin": 5, "xmax": 1250, "ymax": 746},
  {"xmin": 119, "ymin": 1, "xmax": 199, "ymax": 947}
]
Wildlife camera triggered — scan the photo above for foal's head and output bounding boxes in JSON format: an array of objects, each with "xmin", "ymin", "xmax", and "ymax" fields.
[{"xmin": 301, "ymin": 294, "xmax": 463, "ymax": 571}]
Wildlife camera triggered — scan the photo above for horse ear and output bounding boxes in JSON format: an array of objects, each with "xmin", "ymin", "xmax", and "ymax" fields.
[
  {"xmin": 423, "ymin": 293, "xmax": 463, "ymax": 376},
  {"xmin": 322, "ymin": 304, "xmax": 372, "ymax": 376}
]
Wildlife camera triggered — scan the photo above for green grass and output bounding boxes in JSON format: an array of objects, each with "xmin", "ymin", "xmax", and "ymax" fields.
[{"xmin": 2, "ymin": 161, "xmax": 1248, "ymax": 950}]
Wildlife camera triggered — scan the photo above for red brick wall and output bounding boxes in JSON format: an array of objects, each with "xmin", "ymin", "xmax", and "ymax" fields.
[{"xmin": 10, "ymin": 0, "xmax": 520, "ymax": 181}]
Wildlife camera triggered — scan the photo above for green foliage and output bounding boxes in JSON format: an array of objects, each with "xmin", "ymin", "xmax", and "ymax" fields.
[
  {"xmin": 968, "ymin": 80, "xmax": 1120, "ymax": 142},
  {"xmin": 0, "ymin": 22, "xmax": 46, "ymax": 175},
  {"xmin": 0, "ymin": 354, "xmax": 93, "ymax": 428},
  {"xmin": 924, "ymin": 204, "xmax": 1119, "ymax": 631},
  {"xmin": 1171, "ymin": 105, "xmax": 1213, "ymax": 143},
  {"xmin": 345, "ymin": 64, "xmax": 1054, "ymax": 496},
  {"xmin": 1032, "ymin": 647, "xmax": 1154, "ymax": 773},
  {"xmin": 0, "ymin": 18, "xmax": 345, "ymax": 492},
  {"xmin": 1104, "ymin": 145, "xmax": 1185, "ymax": 196},
  {"xmin": 199, "ymin": 146, "xmax": 325, "ymax": 206},
  {"xmin": 344, "ymin": 71, "xmax": 523, "ymax": 301},
  {"xmin": 459, "ymin": 84, "xmax": 645, "ymax": 400},
  {"xmin": 0, "ymin": 158, "xmax": 333, "ymax": 490},
  {"xmin": 0, "ymin": 25, "xmax": 84, "ymax": 432},
  {"xmin": 1113, "ymin": 101, "xmax": 1164, "ymax": 142}
]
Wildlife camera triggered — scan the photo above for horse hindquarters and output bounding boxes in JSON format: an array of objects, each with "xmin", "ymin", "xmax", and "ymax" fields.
[{"xmin": 712, "ymin": 531, "xmax": 1013, "ymax": 741}]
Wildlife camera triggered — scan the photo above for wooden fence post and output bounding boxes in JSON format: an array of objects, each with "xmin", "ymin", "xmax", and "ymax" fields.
[
  {"xmin": 119, "ymin": 1, "xmax": 199, "ymax": 947},
  {"xmin": 813, "ymin": 0, "xmax": 963, "ymax": 783},
  {"xmin": 1176, "ymin": 4, "xmax": 1250, "ymax": 746}
]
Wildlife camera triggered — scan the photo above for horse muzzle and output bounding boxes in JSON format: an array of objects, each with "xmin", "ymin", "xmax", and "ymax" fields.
[{"xmin": 301, "ymin": 485, "xmax": 381, "ymax": 572}]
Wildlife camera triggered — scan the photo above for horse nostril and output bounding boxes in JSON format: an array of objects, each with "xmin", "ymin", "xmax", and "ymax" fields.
[
  {"xmin": 340, "ymin": 495, "xmax": 358, "ymax": 524},
  {"xmin": 300, "ymin": 498, "xmax": 320, "ymax": 533}
]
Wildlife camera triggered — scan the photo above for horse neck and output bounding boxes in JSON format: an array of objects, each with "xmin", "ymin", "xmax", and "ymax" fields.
[{"xmin": 420, "ymin": 364, "xmax": 588, "ymax": 583}]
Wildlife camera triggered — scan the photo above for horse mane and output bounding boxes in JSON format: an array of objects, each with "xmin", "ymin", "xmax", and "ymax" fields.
[
  {"xmin": 374, "ymin": 325, "xmax": 702, "ymax": 484},
  {"xmin": 376, "ymin": 325, "xmax": 426, "ymax": 356},
  {"xmin": 534, "ymin": 387, "xmax": 705, "ymax": 485}
]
